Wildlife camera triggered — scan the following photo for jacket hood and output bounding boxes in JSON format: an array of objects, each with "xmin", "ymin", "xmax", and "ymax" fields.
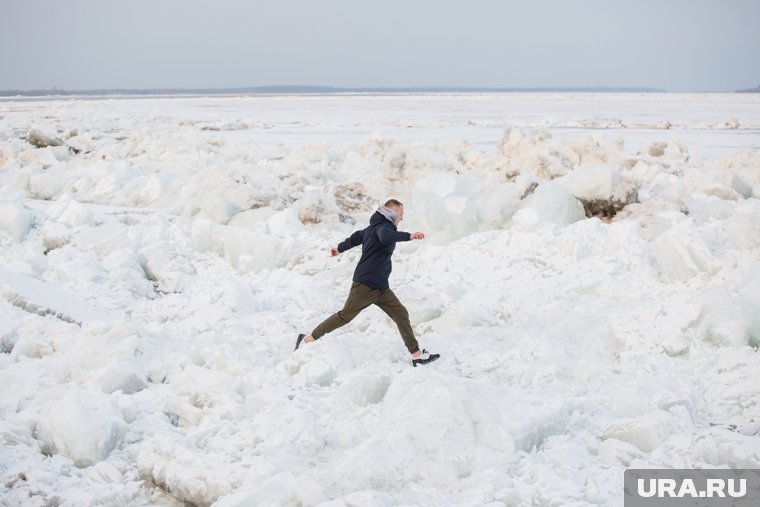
[{"xmin": 375, "ymin": 205, "xmax": 398, "ymax": 225}]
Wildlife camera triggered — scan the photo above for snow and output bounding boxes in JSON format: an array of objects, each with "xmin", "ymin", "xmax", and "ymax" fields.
[
  {"xmin": 0, "ymin": 268, "xmax": 118, "ymax": 325},
  {"xmin": 35, "ymin": 389, "xmax": 126, "ymax": 468},
  {"xmin": 1, "ymin": 93, "xmax": 760, "ymax": 506}
]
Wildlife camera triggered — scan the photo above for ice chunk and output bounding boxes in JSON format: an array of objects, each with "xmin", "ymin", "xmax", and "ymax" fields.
[
  {"xmin": 132, "ymin": 173, "xmax": 170, "ymax": 206},
  {"xmin": 383, "ymin": 144, "xmax": 448, "ymax": 181},
  {"xmin": 687, "ymin": 176, "xmax": 742, "ymax": 201},
  {"xmin": 298, "ymin": 191, "xmax": 339, "ymax": 224},
  {"xmin": 227, "ymin": 207, "xmax": 278, "ymax": 228},
  {"xmin": 138, "ymin": 243, "xmax": 196, "ymax": 293},
  {"xmin": 512, "ymin": 182, "xmax": 585, "ymax": 230},
  {"xmin": 423, "ymin": 289, "xmax": 504, "ymax": 330},
  {"xmin": 0, "ymin": 189, "xmax": 34, "ymax": 242},
  {"xmin": 26, "ymin": 128, "xmax": 63, "ymax": 148},
  {"xmin": 342, "ymin": 374, "xmax": 478, "ymax": 487},
  {"xmin": 0, "ymin": 268, "xmax": 118, "ymax": 325},
  {"xmin": 0, "ymin": 139, "xmax": 22, "ymax": 166},
  {"xmin": 652, "ymin": 221, "xmax": 719, "ymax": 282},
  {"xmin": 19, "ymin": 146, "xmax": 60, "ymax": 168},
  {"xmin": 335, "ymin": 372, "xmax": 392, "ymax": 407},
  {"xmin": 613, "ymin": 197, "xmax": 688, "ymax": 240},
  {"xmin": 739, "ymin": 263, "xmax": 760, "ymax": 347},
  {"xmin": 334, "ymin": 182, "xmax": 377, "ymax": 213},
  {"xmin": 199, "ymin": 196, "xmax": 238, "ymax": 224},
  {"xmin": 499, "ymin": 128, "xmax": 574, "ymax": 179},
  {"xmin": 572, "ymin": 135, "xmax": 625, "ymax": 166},
  {"xmin": 411, "ymin": 172, "xmax": 518, "ymax": 241},
  {"xmin": 35, "ymin": 389, "xmax": 125, "ymax": 467},
  {"xmin": 136, "ymin": 438, "xmax": 245, "ymax": 506},
  {"xmin": 289, "ymin": 343, "xmax": 356, "ymax": 387},
  {"xmin": 692, "ymin": 429, "xmax": 760, "ymax": 469},
  {"xmin": 191, "ymin": 217, "xmax": 293, "ymax": 272},
  {"xmin": 46, "ymin": 194, "xmax": 94, "ymax": 227},
  {"xmin": 412, "ymin": 173, "xmax": 480, "ymax": 242},
  {"xmin": 731, "ymin": 173, "xmax": 753, "ymax": 199},
  {"xmin": 702, "ymin": 151, "xmax": 760, "ymax": 200},
  {"xmin": 266, "ymin": 207, "xmax": 305, "ymax": 237},
  {"xmin": 0, "ymin": 202, "xmax": 34, "ymax": 241},
  {"xmin": 174, "ymin": 364, "xmax": 243, "ymax": 414},
  {"xmin": 300, "ymin": 357, "xmax": 337, "ymax": 386},
  {"xmin": 97, "ymin": 360, "xmax": 147, "ymax": 394},
  {"xmin": 0, "ymin": 318, "xmax": 17, "ymax": 353},
  {"xmin": 74, "ymin": 221, "xmax": 132, "ymax": 257},
  {"xmin": 726, "ymin": 216, "xmax": 760, "ymax": 250},
  {"xmin": 601, "ymin": 410, "xmax": 678, "ymax": 453},
  {"xmin": 28, "ymin": 167, "xmax": 68, "ymax": 200},
  {"xmin": 337, "ymin": 372, "xmax": 576, "ymax": 492},
  {"xmin": 598, "ymin": 438, "xmax": 646, "ymax": 466},
  {"xmin": 557, "ymin": 165, "xmax": 638, "ymax": 218},
  {"xmin": 725, "ymin": 201, "xmax": 760, "ymax": 250},
  {"xmin": 641, "ymin": 140, "xmax": 689, "ymax": 162}
]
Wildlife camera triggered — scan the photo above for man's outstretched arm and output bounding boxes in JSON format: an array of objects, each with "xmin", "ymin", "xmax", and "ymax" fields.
[
  {"xmin": 330, "ymin": 228, "xmax": 365, "ymax": 256},
  {"xmin": 376, "ymin": 224, "xmax": 425, "ymax": 244}
]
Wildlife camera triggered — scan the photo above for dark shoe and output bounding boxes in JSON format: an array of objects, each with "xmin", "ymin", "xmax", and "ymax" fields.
[
  {"xmin": 412, "ymin": 349, "xmax": 440, "ymax": 367},
  {"xmin": 295, "ymin": 333, "xmax": 306, "ymax": 351}
]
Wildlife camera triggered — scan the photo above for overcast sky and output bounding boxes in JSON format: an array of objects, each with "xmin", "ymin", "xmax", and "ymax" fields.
[{"xmin": 3, "ymin": 0, "xmax": 759, "ymax": 92}]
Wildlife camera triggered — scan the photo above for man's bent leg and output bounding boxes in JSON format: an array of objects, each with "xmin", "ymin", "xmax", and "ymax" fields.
[
  {"xmin": 375, "ymin": 288, "xmax": 420, "ymax": 354},
  {"xmin": 311, "ymin": 282, "xmax": 377, "ymax": 340}
]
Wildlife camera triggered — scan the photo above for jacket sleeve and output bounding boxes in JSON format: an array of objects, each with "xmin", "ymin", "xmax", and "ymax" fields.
[
  {"xmin": 376, "ymin": 224, "xmax": 412, "ymax": 245},
  {"xmin": 337, "ymin": 228, "xmax": 366, "ymax": 253}
]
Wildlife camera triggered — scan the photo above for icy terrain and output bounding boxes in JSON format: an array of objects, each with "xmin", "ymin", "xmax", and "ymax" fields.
[{"xmin": 0, "ymin": 93, "xmax": 759, "ymax": 506}]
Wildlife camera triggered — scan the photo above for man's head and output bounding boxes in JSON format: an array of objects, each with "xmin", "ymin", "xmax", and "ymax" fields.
[{"xmin": 384, "ymin": 199, "xmax": 404, "ymax": 224}]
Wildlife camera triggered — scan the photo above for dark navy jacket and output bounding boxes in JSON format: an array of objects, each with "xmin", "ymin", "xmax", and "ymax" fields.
[{"xmin": 337, "ymin": 211, "xmax": 412, "ymax": 290}]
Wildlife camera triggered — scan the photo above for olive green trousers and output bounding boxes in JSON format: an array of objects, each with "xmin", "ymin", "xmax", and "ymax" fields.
[{"xmin": 311, "ymin": 282, "xmax": 420, "ymax": 354}]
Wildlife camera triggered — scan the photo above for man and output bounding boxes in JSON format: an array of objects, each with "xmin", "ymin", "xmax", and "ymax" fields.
[{"xmin": 295, "ymin": 199, "xmax": 440, "ymax": 367}]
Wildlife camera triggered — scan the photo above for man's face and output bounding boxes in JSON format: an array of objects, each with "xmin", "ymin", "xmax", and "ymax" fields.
[{"xmin": 393, "ymin": 205, "xmax": 404, "ymax": 224}]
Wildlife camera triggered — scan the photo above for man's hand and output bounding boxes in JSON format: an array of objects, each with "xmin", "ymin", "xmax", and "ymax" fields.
[
  {"xmin": 329, "ymin": 247, "xmax": 340, "ymax": 256},
  {"xmin": 410, "ymin": 232, "xmax": 425, "ymax": 240}
]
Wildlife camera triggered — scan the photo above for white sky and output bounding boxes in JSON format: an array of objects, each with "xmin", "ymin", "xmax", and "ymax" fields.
[{"xmin": 2, "ymin": 0, "xmax": 760, "ymax": 92}]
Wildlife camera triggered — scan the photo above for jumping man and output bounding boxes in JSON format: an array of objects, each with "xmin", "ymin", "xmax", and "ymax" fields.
[{"xmin": 295, "ymin": 199, "xmax": 440, "ymax": 367}]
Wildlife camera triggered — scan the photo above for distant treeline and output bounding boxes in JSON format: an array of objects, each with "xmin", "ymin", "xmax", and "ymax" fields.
[{"xmin": 0, "ymin": 85, "xmax": 671, "ymax": 97}]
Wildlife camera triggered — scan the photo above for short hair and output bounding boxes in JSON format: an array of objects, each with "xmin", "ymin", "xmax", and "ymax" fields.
[{"xmin": 385, "ymin": 199, "xmax": 404, "ymax": 208}]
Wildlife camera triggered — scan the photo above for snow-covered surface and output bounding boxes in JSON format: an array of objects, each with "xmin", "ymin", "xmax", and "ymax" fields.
[
  {"xmin": 0, "ymin": 93, "xmax": 759, "ymax": 506},
  {"xmin": 0, "ymin": 267, "xmax": 118, "ymax": 325}
]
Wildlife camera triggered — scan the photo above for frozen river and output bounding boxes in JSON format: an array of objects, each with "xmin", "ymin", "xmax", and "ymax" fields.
[{"xmin": 1, "ymin": 93, "xmax": 759, "ymax": 506}]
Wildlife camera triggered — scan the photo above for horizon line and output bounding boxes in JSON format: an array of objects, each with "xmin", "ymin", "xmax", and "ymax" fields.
[
  {"xmin": 0, "ymin": 84, "xmax": 673, "ymax": 97},
  {"xmin": 2, "ymin": 84, "xmax": 757, "ymax": 98}
]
